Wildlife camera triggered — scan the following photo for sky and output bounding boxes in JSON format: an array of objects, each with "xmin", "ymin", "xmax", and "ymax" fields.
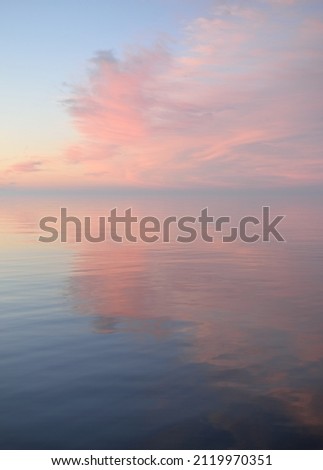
[{"xmin": 1, "ymin": 0, "xmax": 323, "ymax": 189}]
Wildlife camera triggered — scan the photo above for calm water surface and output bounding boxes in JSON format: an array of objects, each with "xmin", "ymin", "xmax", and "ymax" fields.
[{"xmin": 1, "ymin": 191, "xmax": 323, "ymax": 449}]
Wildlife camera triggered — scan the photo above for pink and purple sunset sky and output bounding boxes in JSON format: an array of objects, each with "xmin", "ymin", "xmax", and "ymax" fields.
[{"xmin": 1, "ymin": 0, "xmax": 323, "ymax": 190}]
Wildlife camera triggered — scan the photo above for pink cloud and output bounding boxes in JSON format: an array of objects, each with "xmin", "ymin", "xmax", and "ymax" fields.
[{"xmin": 8, "ymin": 160, "xmax": 43, "ymax": 173}]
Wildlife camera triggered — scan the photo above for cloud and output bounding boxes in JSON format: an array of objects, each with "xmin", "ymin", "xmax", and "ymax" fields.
[
  {"xmin": 62, "ymin": 1, "xmax": 323, "ymax": 188},
  {"xmin": 7, "ymin": 160, "xmax": 43, "ymax": 173}
]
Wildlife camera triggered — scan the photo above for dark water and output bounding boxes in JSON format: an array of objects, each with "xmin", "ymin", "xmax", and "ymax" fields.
[{"xmin": 1, "ymin": 191, "xmax": 323, "ymax": 449}]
